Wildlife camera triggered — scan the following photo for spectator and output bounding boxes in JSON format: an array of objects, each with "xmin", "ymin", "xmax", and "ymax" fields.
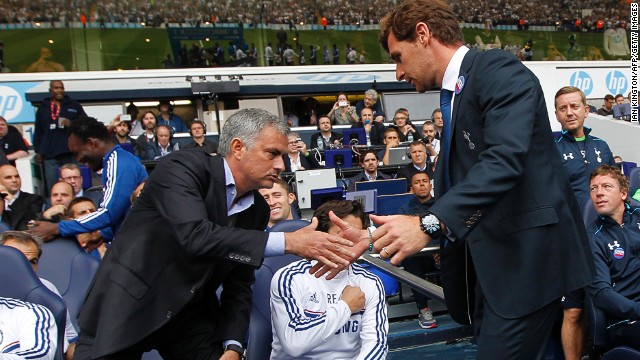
[
  {"xmin": 351, "ymin": 107, "xmax": 386, "ymax": 146},
  {"xmin": 134, "ymin": 111, "xmax": 157, "ymax": 159},
  {"xmin": 328, "ymin": 93, "xmax": 358, "ymax": 125},
  {"xmin": 58, "ymin": 163, "xmax": 102, "ymax": 207},
  {"xmin": 431, "ymin": 108, "xmax": 443, "ymax": 139},
  {"xmin": 347, "ymin": 150, "xmax": 390, "ymax": 191},
  {"xmin": 142, "ymin": 124, "xmax": 180, "ymax": 160},
  {"xmin": 265, "ymin": 42, "xmax": 275, "ymax": 66},
  {"xmin": 421, "ymin": 121, "xmax": 440, "ymax": 159},
  {"xmin": 283, "ymin": 132, "xmax": 314, "ymax": 172},
  {"xmin": 40, "ymin": 181, "xmax": 75, "ymax": 222},
  {"xmin": 0, "ymin": 116, "xmax": 29, "ymax": 166},
  {"xmin": 380, "ymin": 128, "xmax": 401, "ymax": 165},
  {"xmin": 270, "ymin": 200, "xmax": 388, "ymax": 359},
  {"xmin": 126, "ymin": 103, "xmax": 143, "ymax": 137},
  {"xmin": 615, "ymin": 93, "xmax": 625, "ymax": 105},
  {"xmin": 156, "ymin": 100, "xmax": 188, "ymax": 133},
  {"xmin": 332, "ymin": 44, "xmax": 339, "ymax": 64},
  {"xmin": 310, "ymin": 115, "xmax": 341, "ymax": 150},
  {"xmin": 0, "ymin": 164, "xmax": 43, "ymax": 230},
  {"xmin": 597, "ymin": 94, "xmax": 615, "ymax": 116},
  {"xmin": 390, "ymin": 108, "xmax": 418, "ymax": 141},
  {"xmin": 67, "ymin": 197, "xmax": 107, "ymax": 259},
  {"xmin": 182, "ymin": 120, "xmax": 218, "ymax": 155},
  {"xmin": 33, "ymin": 80, "xmax": 87, "ymax": 195},
  {"xmin": 107, "ymin": 116, "xmax": 136, "ymax": 150},
  {"xmin": 355, "ymin": 89, "xmax": 385, "ymax": 123},
  {"xmin": 396, "ymin": 141, "xmax": 433, "ymax": 190}
]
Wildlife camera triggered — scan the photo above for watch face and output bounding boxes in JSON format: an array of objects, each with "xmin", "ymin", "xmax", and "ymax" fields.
[{"xmin": 422, "ymin": 214, "xmax": 440, "ymax": 233}]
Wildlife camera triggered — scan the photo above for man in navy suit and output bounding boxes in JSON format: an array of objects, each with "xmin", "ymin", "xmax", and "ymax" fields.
[{"xmin": 350, "ymin": 1, "xmax": 595, "ymax": 358}]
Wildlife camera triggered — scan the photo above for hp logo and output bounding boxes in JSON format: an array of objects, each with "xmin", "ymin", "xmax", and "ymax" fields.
[
  {"xmin": 606, "ymin": 70, "xmax": 628, "ymax": 95},
  {"xmin": 0, "ymin": 86, "xmax": 23, "ymax": 120},
  {"xmin": 570, "ymin": 71, "xmax": 593, "ymax": 96}
]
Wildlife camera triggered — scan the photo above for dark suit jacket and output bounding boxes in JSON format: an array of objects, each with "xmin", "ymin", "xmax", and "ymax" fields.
[
  {"xmin": 347, "ymin": 170, "xmax": 391, "ymax": 192},
  {"xmin": 431, "ymin": 49, "xmax": 594, "ymax": 323},
  {"xmin": 309, "ymin": 131, "xmax": 341, "ymax": 149},
  {"xmin": 77, "ymin": 151, "xmax": 270, "ymax": 358},
  {"xmin": 351, "ymin": 121, "xmax": 386, "ymax": 145},
  {"xmin": 4, "ymin": 192, "xmax": 44, "ymax": 230}
]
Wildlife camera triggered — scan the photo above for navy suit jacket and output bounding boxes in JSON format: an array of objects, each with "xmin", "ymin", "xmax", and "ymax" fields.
[
  {"xmin": 77, "ymin": 152, "xmax": 270, "ymax": 357},
  {"xmin": 431, "ymin": 49, "xmax": 594, "ymax": 323}
]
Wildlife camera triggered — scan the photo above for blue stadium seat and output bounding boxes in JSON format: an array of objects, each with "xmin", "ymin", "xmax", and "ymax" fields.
[
  {"xmin": 0, "ymin": 245, "xmax": 67, "ymax": 360},
  {"xmin": 586, "ymin": 293, "xmax": 640, "ymax": 359},
  {"xmin": 36, "ymin": 238, "xmax": 100, "ymax": 332},
  {"xmin": 245, "ymin": 220, "xmax": 306, "ymax": 360},
  {"xmin": 628, "ymin": 167, "xmax": 640, "ymax": 207},
  {"xmin": 582, "ymin": 197, "xmax": 599, "ymax": 227}
]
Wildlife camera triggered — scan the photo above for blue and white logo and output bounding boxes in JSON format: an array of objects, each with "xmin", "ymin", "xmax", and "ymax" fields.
[
  {"xmin": 606, "ymin": 70, "xmax": 628, "ymax": 95},
  {"xmin": 570, "ymin": 71, "xmax": 593, "ymax": 96},
  {"xmin": 0, "ymin": 86, "xmax": 23, "ymax": 120}
]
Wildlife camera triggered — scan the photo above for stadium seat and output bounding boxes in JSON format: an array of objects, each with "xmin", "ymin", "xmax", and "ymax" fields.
[
  {"xmin": 585, "ymin": 293, "xmax": 640, "ymax": 359},
  {"xmin": 36, "ymin": 238, "xmax": 100, "ymax": 331},
  {"xmin": 582, "ymin": 197, "xmax": 599, "ymax": 227},
  {"xmin": 0, "ymin": 245, "xmax": 67, "ymax": 360},
  {"xmin": 245, "ymin": 220, "xmax": 306, "ymax": 360},
  {"xmin": 628, "ymin": 167, "xmax": 640, "ymax": 207}
]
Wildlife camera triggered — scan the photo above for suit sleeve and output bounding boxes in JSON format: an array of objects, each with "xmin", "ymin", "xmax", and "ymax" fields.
[
  {"xmin": 270, "ymin": 264, "xmax": 352, "ymax": 357},
  {"xmin": 430, "ymin": 53, "xmax": 540, "ymax": 240},
  {"xmin": 215, "ymin": 263, "xmax": 256, "ymax": 343},
  {"xmin": 139, "ymin": 153, "xmax": 269, "ymax": 267},
  {"xmin": 587, "ymin": 231, "xmax": 640, "ymax": 320},
  {"xmin": 355, "ymin": 271, "xmax": 388, "ymax": 360}
]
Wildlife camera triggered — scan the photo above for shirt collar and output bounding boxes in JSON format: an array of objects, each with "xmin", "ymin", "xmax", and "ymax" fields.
[
  {"xmin": 223, "ymin": 158, "xmax": 254, "ymax": 215},
  {"xmin": 441, "ymin": 46, "xmax": 470, "ymax": 92}
]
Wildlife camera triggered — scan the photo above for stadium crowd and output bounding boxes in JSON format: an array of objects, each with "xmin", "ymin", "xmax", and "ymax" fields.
[{"xmin": 0, "ymin": 0, "xmax": 631, "ymax": 29}]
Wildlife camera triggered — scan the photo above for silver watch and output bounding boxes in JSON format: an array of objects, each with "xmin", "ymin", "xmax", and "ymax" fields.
[{"xmin": 420, "ymin": 213, "xmax": 442, "ymax": 238}]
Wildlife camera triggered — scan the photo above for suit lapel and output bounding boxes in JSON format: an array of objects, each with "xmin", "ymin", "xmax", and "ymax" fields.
[
  {"xmin": 211, "ymin": 156, "xmax": 229, "ymax": 226},
  {"xmin": 451, "ymin": 49, "xmax": 477, "ymax": 130}
]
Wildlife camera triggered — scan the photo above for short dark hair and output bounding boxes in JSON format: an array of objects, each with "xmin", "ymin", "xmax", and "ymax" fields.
[
  {"xmin": 379, "ymin": 0, "xmax": 464, "ymax": 52},
  {"xmin": 604, "ymin": 94, "xmax": 615, "ymax": 101},
  {"xmin": 67, "ymin": 116, "xmax": 111, "ymax": 142},
  {"xmin": 313, "ymin": 200, "xmax": 367, "ymax": 233},
  {"xmin": 359, "ymin": 149, "xmax": 379, "ymax": 163},
  {"xmin": 67, "ymin": 196, "xmax": 96, "ymax": 218}
]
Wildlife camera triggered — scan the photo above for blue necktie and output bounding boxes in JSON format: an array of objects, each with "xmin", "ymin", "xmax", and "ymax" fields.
[{"xmin": 440, "ymin": 89, "xmax": 453, "ymax": 191}]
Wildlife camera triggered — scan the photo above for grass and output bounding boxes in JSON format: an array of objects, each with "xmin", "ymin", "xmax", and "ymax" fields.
[{"xmin": 0, "ymin": 27, "xmax": 629, "ymax": 72}]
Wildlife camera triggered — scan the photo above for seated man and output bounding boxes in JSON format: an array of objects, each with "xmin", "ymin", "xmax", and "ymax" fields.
[
  {"xmin": 310, "ymin": 115, "xmax": 340, "ymax": 150},
  {"xmin": 142, "ymin": 124, "xmax": 180, "ymax": 160},
  {"xmin": 347, "ymin": 150, "xmax": 390, "ymax": 192},
  {"xmin": 283, "ymin": 132, "xmax": 319, "ymax": 172},
  {"xmin": 0, "ymin": 297, "xmax": 58, "ymax": 360},
  {"xmin": 587, "ymin": 165, "xmax": 640, "ymax": 350},
  {"xmin": 379, "ymin": 128, "xmax": 401, "ymax": 165},
  {"xmin": 398, "ymin": 172, "xmax": 439, "ymax": 329},
  {"xmin": 354, "ymin": 89, "xmax": 385, "ymax": 123},
  {"xmin": 396, "ymin": 141, "xmax": 432, "ymax": 190},
  {"xmin": 596, "ymin": 94, "xmax": 615, "ymax": 117},
  {"xmin": 59, "ymin": 163, "xmax": 102, "ymax": 207},
  {"xmin": 270, "ymin": 200, "xmax": 388, "ymax": 359},
  {"xmin": 40, "ymin": 181, "xmax": 75, "ymax": 222},
  {"xmin": 351, "ymin": 108, "xmax": 386, "ymax": 146},
  {"xmin": 182, "ymin": 120, "xmax": 218, "ymax": 155},
  {"xmin": 0, "ymin": 116, "xmax": 29, "ymax": 166},
  {"xmin": 421, "ymin": 121, "xmax": 440, "ymax": 160},
  {"xmin": 0, "ymin": 231, "xmax": 78, "ymax": 359},
  {"xmin": 259, "ymin": 178, "xmax": 295, "ymax": 230},
  {"xmin": 0, "ymin": 164, "xmax": 44, "ymax": 230},
  {"xmin": 67, "ymin": 197, "xmax": 107, "ymax": 260}
]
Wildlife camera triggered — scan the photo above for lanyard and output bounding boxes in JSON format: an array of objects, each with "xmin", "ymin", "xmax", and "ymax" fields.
[{"xmin": 50, "ymin": 102, "xmax": 61, "ymax": 121}]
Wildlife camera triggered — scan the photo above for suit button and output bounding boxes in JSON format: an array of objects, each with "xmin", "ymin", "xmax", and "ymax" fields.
[
  {"xmin": 190, "ymin": 286, "xmax": 197, "ymax": 293},
  {"xmin": 246, "ymin": 257, "xmax": 251, "ymax": 262},
  {"xmin": 229, "ymin": 253, "xmax": 236, "ymax": 259},
  {"xmin": 166, "ymin": 310, "xmax": 172, "ymax": 318},
  {"xmin": 465, "ymin": 221, "xmax": 472, "ymax": 227}
]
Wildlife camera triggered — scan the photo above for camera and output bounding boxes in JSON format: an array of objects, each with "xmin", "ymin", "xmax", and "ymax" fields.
[
  {"xmin": 338, "ymin": 101, "xmax": 348, "ymax": 107},
  {"xmin": 120, "ymin": 114, "xmax": 132, "ymax": 121}
]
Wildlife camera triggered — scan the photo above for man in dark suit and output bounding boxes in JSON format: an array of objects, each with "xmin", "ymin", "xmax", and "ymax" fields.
[
  {"xmin": 0, "ymin": 164, "xmax": 43, "ymax": 230},
  {"xmin": 347, "ymin": 150, "xmax": 390, "ymax": 192},
  {"xmin": 72, "ymin": 108, "xmax": 354, "ymax": 359},
  {"xmin": 351, "ymin": 1, "xmax": 595, "ymax": 358},
  {"xmin": 309, "ymin": 115, "xmax": 340, "ymax": 150}
]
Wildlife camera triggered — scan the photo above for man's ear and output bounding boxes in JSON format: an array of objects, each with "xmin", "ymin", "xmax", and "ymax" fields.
[{"xmin": 229, "ymin": 138, "xmax": 244, "ymax": 159}]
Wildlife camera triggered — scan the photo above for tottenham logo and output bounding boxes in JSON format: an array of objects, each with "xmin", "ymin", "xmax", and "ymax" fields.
[
  {"xmin": 563, "ymin": 153, "xmax": 574, "ymax": 160},
  {"xmin": 608, "ymin": 241, "xmax": 621, "ymax": 251},
  {"xmin": 594, "ymin": 148, "xmax": 602, "ymax": 163}
]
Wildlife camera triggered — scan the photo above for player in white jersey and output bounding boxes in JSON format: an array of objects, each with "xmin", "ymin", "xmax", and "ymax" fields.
[
  {"xmin": 0, "ymin": 297, "xmax": 58, "ymax": 360},
  {"xmin": 603, "ymin": 24, "xmax": 630, "ymax": 58},
  {"xmin": 270, "ymin": 200, "xmax": 388, "ymax": 360}
]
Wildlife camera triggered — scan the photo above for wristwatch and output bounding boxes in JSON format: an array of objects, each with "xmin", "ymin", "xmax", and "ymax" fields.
[
  {"xmin": 420, "ymin": 212, "xmax": 443, "ymax": 239},
  {"xmin": 224, "ymin": 344, "xmax": 246, "ymax": 359}
]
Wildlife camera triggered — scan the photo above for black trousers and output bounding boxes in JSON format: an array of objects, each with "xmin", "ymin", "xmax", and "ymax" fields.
[
  {"xmin": 73, "ymin": 302, "xmax": 223, "ymax": 360},
  {"xmin": 610, "ymin": 321, "xmax": 640, "ymax": 350},
  {"xmin": 474, "ymin": 282, "xmax": 560, "ymax": 360}
]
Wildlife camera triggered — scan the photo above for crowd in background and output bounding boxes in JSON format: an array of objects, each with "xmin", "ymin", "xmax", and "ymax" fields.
[{"xmin": 0, "ymin": 0, "xmax": 631, "ymax": 30}]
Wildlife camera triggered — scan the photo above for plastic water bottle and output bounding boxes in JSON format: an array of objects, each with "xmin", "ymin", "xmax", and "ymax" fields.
[
  {"xmin": 316, "ymin": 136, "xmax": 324, "ymax": 150},
  {"xmin": 366, "ymin": 133, "xmax": 371, "ymax": 146},
  {"xmin": 407, "ymin": 131, "xmax": 414, "ymax": 142}
]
